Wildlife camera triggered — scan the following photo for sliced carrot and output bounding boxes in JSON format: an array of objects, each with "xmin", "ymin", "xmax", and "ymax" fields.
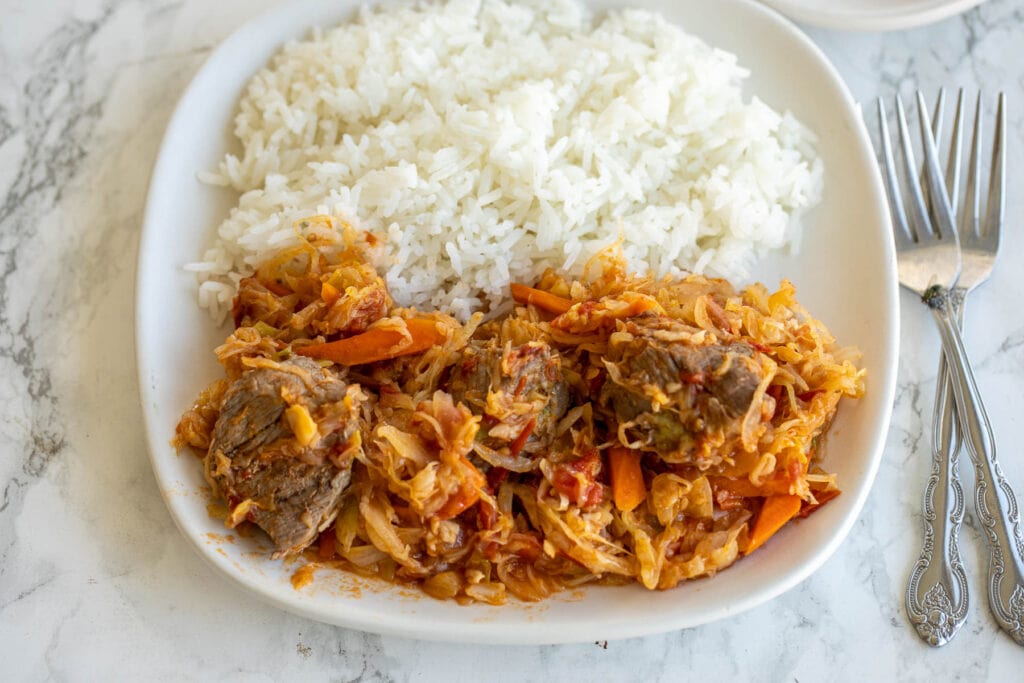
[
  {"xmin": 710, "ymin": 455, "xmax": 807, "ymax": 499},
  {"xmin": 261, "ymin": 279, "xmax": 292, "ymax": 297},
  {"xmin": 798, "ymin": 488, "xmax": 841, "ymax": 518},
  {"xmin": 745, "ymin": 494, "xmax": 802, "ymax": 555},
  {"xmin": 295, "ymin": 318, "xmax": 444, "ymax": 366},
  {"xmin": 608, "ymin": 447, "xmax": 646, "ymax": 513},
  {"xmin": 510, "ymin": 283, "xmax": 574, "ymax": 315},
  {"xmin": 709, "ymin": 475, "xmax": 793, "ymax": 498}
]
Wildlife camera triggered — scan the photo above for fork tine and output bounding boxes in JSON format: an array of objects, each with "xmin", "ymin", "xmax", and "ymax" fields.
[
  {"xmin": 913, "ymin": 91, "xmax": 958, "ymax": 242},
  {"xmin": 932, "ymin": 88, "xmax": 946, "ymax": 142},
  {"xmin": 947, "ymin": 89, "xmax": 965, "ymax": 216},
  {"xmin": 964, "ymin": 93, "xmax": 983, "ymax": 239},
  {"xmin": 896, "ymin": 95, "xmax": 931, "ymax": 241},
  {"xmin": 922, "ymin": 89, "xmax": 946, "ymax": 225},
  {"xmin": 983, "ymin": 92, "xmax": 1006, "ymax": 246},
  {"xmin": 877, "ymin": 98, "xmax": 915, "ymax": 244}
]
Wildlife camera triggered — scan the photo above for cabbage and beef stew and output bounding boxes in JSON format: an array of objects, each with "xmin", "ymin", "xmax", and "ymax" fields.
[{"xmin": 176, "ymin": 219, "xmax": 863, "ymax": 604}]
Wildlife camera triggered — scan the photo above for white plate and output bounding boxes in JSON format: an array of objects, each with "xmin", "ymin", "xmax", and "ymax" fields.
[
  {"xmin": 137, "ymin": 0, "xmax": 899, "ymax": 644},
  {"xmin": 761, "ymin": 0, "xmax": 988, "ymax": 31}
]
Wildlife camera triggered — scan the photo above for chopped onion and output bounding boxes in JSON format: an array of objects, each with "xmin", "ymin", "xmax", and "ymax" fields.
[
  {"xmin": 421, "ymin": 571, "xmax": 462, "ymax": 600},
  {"xmin": 464, "ymin": 581, "xmax": 507, "ymax": 605},
  {"xmin": 472, "ymin": 442, "xmax": 534, "ymax": 473}
]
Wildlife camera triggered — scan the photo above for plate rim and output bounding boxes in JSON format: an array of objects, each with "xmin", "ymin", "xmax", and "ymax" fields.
[
  {"xmin": 136, "ymin": 0, "xmax": 899, "ymax": 644},
  {"xmin": 761, "ymin": 0, "xmax": 987, "ymax": 31}
]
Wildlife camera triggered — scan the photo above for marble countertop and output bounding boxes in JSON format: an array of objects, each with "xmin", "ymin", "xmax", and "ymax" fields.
[{"xmin": 2, "ymin": 0, "xmax": 1023, "ymax": 679}]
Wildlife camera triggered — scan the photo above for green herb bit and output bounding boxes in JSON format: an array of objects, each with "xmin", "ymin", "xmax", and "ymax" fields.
[{"xmin": 252, "ymin": 321, "xmax": 280, "ymax": 337}]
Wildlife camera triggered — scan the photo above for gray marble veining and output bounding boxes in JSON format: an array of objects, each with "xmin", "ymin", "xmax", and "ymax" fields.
[{"xmin": 2, "ymin": 0, "xmax": 1024, "ymax": 679}]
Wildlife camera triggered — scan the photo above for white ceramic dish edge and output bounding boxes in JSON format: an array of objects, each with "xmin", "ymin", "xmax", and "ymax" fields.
[{"xmin": 762, "ymin": 0, "xmax": 986, "ymax": 32}]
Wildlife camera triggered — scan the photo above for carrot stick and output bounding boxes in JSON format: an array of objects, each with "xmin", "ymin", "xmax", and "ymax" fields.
[
  {"xmin": 708, "ymin": 475, "xmax": 793, "ymax": 498},
  {"xmin": 510, "ymin": 283, "xmax": 574, "ymax": 315},
  {"xmin": 608, "ymin": 447, "xmax": 646, "ymax": 513},
  {"xmin": 295, "ymin": 318, "xmax": 444, "ymax": 366},
  {"xmin": 745, "ymin": 494, "xmax": 802, "ymax": 554},
  {"xmin": 798, "ymin": 489, "xmax": 841, "ymax": 518}
]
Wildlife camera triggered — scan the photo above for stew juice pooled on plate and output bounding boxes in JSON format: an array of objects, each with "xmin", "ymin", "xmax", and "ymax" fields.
[{"xmin": 175, "ymin": 217, "xmax": 864, "ymax": 604}]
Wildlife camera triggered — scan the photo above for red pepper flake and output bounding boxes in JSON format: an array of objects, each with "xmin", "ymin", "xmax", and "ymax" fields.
[{"xmin": 508, "ymin": 419, "xmax": 536, "ymax": 458}]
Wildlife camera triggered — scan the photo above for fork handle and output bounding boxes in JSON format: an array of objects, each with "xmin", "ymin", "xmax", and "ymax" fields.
[
  {"xmin": 930, "ymin": 300, "xmax": 1024, "ymax": 646},
  {"xmin": 905, "ymin": 350, "xmax": 968, "ymax": 646}
]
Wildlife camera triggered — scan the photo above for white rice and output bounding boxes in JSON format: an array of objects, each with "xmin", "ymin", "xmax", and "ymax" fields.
[{"xmin": 189, "ymin": 0, "xmax": 822, "ymax": 322}]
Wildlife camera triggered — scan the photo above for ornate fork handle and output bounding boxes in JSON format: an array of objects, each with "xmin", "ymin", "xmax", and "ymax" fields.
[
  {"xmin": 927, "ymin": 287, "xmax": 1024, "ymax": 645},
  {"xmin": 906, "ymin": 303, "xmax": 969, "ymax": 646}
]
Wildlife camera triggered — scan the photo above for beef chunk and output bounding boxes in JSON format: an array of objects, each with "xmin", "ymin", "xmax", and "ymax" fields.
[
  {"xmin": 446, "ymin": 340, "xmax": 569, "ymax": 458},
  {"xmin": 601, "ymin": 319, "xmax": 764, "ymax": 462},
  {"xmin": 207, "ymin": 357, "xmax": 365, "ymax": 557}
]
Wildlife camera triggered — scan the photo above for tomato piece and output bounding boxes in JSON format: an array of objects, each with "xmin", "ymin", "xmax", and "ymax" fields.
[
  {"xmin": 551, "ymin": 450, "xmax": 603, "ymax": 509},
  {"xmin": 318, "ymin": 530, "xmax": 337, "ymax": 560},
  {"xmin": 435, "ymin": 456, "xmax": 486, "ymax": 520}
]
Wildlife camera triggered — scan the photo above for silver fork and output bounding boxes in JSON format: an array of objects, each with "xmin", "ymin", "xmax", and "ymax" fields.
[
  {"xmin": 933, "ymin": 91, "xmax": 1024, "ymax": 647},
  {"xmin": 902, "ymin": 91, "xmax": 971, "ymax": 647},
  {"xmin": 878, "ymin": 92, "xmax": 1024, "ymax": 647},
  {"xmin": 878, "ymin": 96, "xmax": 966, "ymax": 646}
]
